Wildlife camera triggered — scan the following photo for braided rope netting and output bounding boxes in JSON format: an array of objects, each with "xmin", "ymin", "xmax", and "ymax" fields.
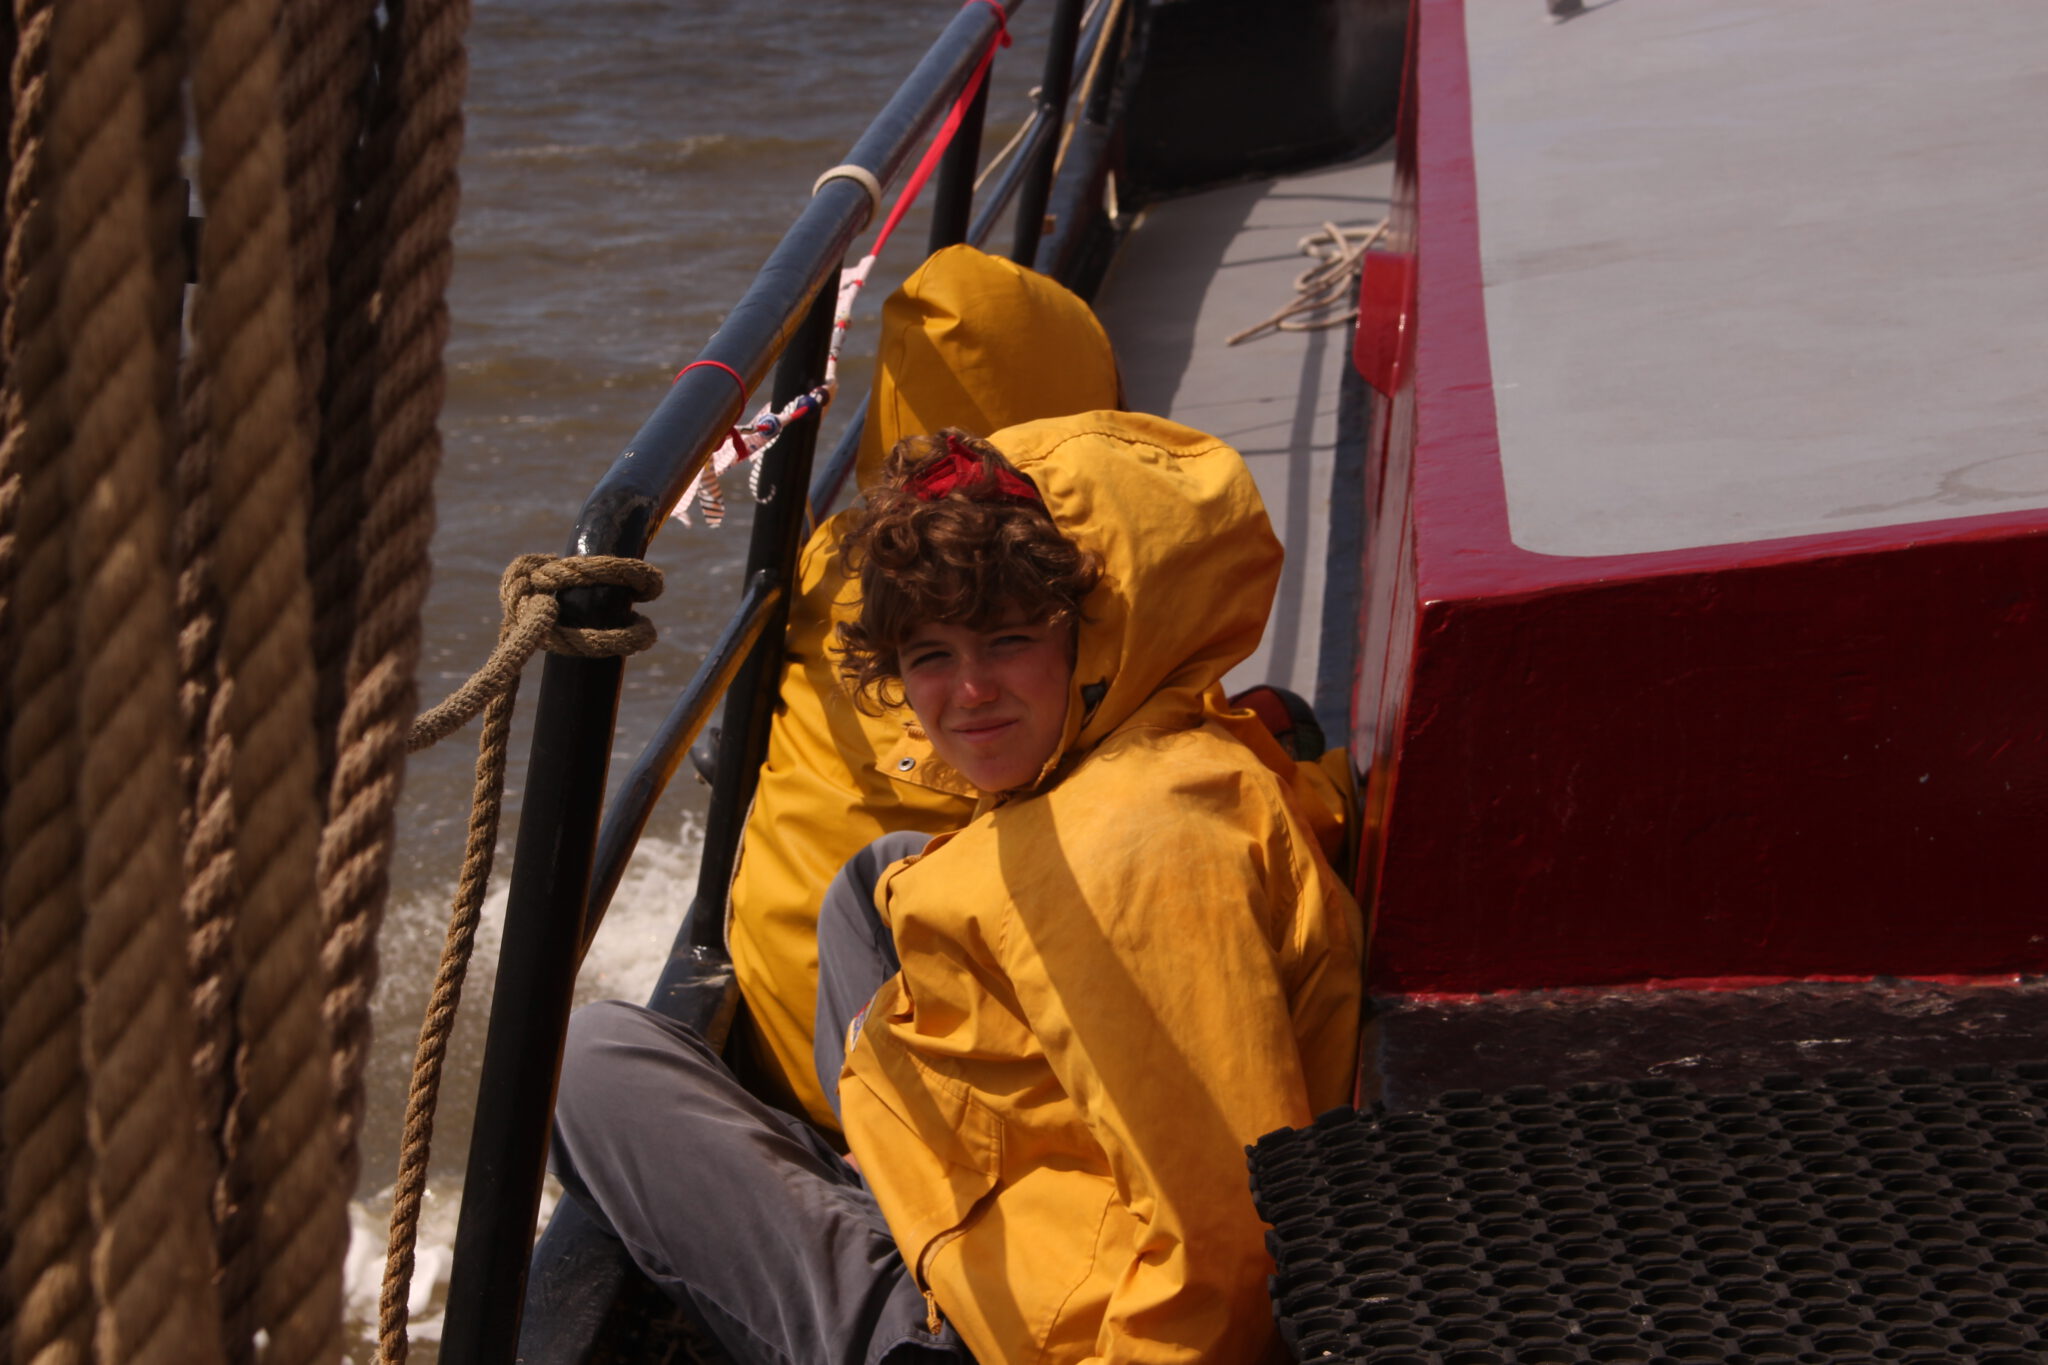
[{"xmin": 0, "ymin": 1, "xmax": 475, "ymax": 1364}]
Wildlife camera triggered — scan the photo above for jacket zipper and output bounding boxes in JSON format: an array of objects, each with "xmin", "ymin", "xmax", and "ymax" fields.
[{"xmin": 913, "ymin": 1226, "xmax": 969, "ymax": 1332}]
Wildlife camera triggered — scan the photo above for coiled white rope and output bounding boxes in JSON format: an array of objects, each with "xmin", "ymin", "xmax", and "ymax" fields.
[{"xmin": 1228, "ymin": 217, "xmax": 1390, "ymax": 347}]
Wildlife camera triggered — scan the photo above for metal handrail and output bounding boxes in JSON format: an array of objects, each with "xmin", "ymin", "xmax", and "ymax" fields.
[{"xmin": 1012, "ymin": 0, "xmax": 1088, "ymax": 267}]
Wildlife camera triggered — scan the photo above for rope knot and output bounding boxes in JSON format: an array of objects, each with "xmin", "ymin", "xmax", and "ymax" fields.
[
  {"xmin": 532, "ymin": 554, "xmax": 664, "ymax": 659},
  {"xmin": 407, "ymin": 553, "xmax": 665, "ymax": 750}
]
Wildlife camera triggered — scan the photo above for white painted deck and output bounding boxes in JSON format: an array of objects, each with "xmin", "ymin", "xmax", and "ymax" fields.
[
  {"xmin": 1471, "ymin": 0, "xmax": 2048, "ymax": 557},
  {"xmin": 1093, "ymin": 153, "xmax": 1394, "ymax": 721}
]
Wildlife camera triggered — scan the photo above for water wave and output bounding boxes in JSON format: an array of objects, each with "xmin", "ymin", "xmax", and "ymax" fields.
[
  {"xmin": 351, "ymin": 815, "xmax": 706, "ymax": 1363},
  {"xmin": 482, "ymin": 131, "xmax": 838, "ymax": 177}
]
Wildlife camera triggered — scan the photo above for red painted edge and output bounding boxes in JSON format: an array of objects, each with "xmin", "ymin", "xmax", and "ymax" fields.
[
  {"xmin": 1401, "ymin": 972, "xmax": 2036, "ymax": 1008},
  {"xmin": 1353, "ymin": 248, "xmax": 1416, "ymax": 397}
]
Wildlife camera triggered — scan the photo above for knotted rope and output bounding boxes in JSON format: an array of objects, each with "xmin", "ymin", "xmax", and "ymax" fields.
[
  {"xmin": 377, "ymin": 552, "xmax": 661, "ymax": 1365},
  {"xmin": 669, "ymin": 255, "xmax": 871, "ymax": 529}
]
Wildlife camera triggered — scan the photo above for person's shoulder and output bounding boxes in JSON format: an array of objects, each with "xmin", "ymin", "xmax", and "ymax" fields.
[
  {"xmin": 1068, "ymin": 717, "xmax": 1285, "ymax": 799},
  {"xmin": 1002, "ymin": 719, "xmax": 1294, "ymax": 864}
]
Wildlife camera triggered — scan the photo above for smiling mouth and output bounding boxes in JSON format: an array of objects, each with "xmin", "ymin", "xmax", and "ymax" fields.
[{"xmin": 954, "ymin": 719, "xmax": 1016, "ymax": 740}]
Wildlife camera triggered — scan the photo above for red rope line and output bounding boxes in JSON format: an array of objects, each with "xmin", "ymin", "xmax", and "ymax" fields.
[
  {"xmin": 871, "ymin": 1, "xmax": 1011, "ymax": 255},
  {"xmin": 672, "ymin": 0, "xmax": 1009, "ymax": 528},
  {"xmin": 673, "ymin": 358, "xmax": 748, "ymax": 398},
  {"xmin": 962, "ymin": 0, "xmax": 1010, "ymax": 41},
  {"xmin": 672, "ymin": 360, "xmax": 753, "ymax": 485}
]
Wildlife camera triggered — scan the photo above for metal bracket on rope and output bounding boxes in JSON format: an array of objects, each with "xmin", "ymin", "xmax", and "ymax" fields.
[
  {"xmin": 407, "ymin": 554, "xmax": 664, "ymax": 752},
  {"xmin": 812, "ymin": 164, "xmax": 884, "ymax": 228}
]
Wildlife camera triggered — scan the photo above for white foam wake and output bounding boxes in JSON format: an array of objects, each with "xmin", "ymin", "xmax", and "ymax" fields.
[{"xmin": 345, "ymin": 812, "xmax": 706, "ymax": 1363}]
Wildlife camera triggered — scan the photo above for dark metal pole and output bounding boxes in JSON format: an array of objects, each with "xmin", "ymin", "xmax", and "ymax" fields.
[
  {"xmin": 928, "ymin": 77, "xmax": 991, "ymax": 253},
  {"xmin": 804, "ymin": 393, "xmax": 871, "ymax": 534},
  {"xmin": 1010, "ymin": 0, "xmax": 1085, "ymax": 268},
  {"xmin": 670, "ymin": 277, "xmax": 840, "ymax": 969},
  {"xmin": 965, "ymin": 111, "xmax": 1050, "ymax": 250},
  {"xmin": 439, "ymin": 594, "xmax": 628, "ymax": 1365}
]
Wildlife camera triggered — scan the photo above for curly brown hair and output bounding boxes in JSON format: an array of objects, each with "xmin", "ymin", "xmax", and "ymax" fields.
[{"xmin": 836, "ymin": 428, "xmax": 1101, "ymax": 711}]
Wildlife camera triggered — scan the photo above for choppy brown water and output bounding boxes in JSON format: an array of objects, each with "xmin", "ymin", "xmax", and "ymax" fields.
[{"xmin": 349, "ymin": 1, "xmax": 1057, "ymax": 1353}]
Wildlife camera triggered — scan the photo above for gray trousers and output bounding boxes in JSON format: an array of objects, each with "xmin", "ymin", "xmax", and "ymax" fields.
[{"xmin": 552, "ymin": 831, "xmax": 969, "ymax": 1365}]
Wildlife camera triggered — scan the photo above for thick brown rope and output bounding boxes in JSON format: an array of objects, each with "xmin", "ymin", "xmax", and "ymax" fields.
[
  {"xmin": 185, "ymin": 0, "xmax": 345, "ymax": 1360},
  {"xmin": 304, "ymin": 0, "xmax": 398, "ymax": 802},
  {"xmin": 0, "ymin": 4, "xmax": 17, "ymax": 1336},
  {"xmin": 0, "ymin": 0, "xmax": 45, "ymax": 792},
  {"xmin": 46, "ymin": 3, "xmax": 227, "ymax": 1361},
  {"xmin": 0, "ymin": 0, "xmax": 18, "ymax": 727},
  {"xmin": 0, "ymin": 1, "xmax": 484, "ymax": 1362},
  {"xmin": 0, "ymin": 5, "xmax": 14, "ymax": 1326},
  {"xmin": 139, "ymin": 0, "xmax": 182, "ymax": 431},
  {"xmin": 377, "ymin": 553, "xmax": 661, "ymax": 1365},
  {"xmin": 282, "ymin": 0, "xmax": 376, "ymax": 797},
  {"xmin": 0, "ymin": 3, "xmax": 89, "ymax": 1364},
  {"xmin": 315, "ymin": 0, "xmax": 469, "ymax": 1210},
  {"xmin": 303, "ymin": 74, "xmax": 387, "ymax": 818},
  {"xmin": 171, "ymin": 342, "xmax": 249, "ymax": 1365}
]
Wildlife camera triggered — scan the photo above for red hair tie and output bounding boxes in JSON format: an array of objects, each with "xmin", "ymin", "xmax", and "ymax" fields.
[{"xmin": 908, "ymin": 432, "xmax": 1041, "ymax": 505}]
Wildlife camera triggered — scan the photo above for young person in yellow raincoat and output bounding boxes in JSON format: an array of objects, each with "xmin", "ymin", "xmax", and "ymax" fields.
[{"xmin": 551, "ymin": 409, "xmax": 1363, "ymax": 1364}]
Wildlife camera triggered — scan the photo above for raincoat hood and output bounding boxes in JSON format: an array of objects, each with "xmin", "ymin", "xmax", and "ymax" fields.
[
  {"xmin": 856, "ymin": 245, "xmax": 1121, "ymax": 486},
  {"xmin": 986, "ymin": 410, "xmax": 1284, "ymax": 790}
]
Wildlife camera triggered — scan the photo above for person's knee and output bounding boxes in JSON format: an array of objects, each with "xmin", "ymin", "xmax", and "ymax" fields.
[
  {"xmin": 563, "ymin": 999, "xmax": 656, "ymax": 1073},
  {"xmin": 560, "ymin": 1002, "xmax": 718, "ymax": 1121},
  {"xmin": 821, "ymin": 831, "xmax": 931, "ymax": 944},
  {"xmin": 857, "ymin": 830, "xmax": 934, "ymax": 883}
]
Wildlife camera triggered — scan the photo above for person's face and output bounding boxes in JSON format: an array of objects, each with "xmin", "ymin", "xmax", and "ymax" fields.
[{"xmin": 898, "ymin": 615, "xmax": 1074, "ymax": 794}]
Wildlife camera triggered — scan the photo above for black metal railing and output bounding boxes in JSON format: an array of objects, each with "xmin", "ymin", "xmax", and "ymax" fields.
[{"xmin": 435, "ymin": 1, "xmax": 1135, "ymax": 1362}]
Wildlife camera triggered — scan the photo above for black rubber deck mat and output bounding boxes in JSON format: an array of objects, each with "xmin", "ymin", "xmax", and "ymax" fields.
[{"xmin": 1249, "ymin": 1063, "xmax": 2048, "ymax": 1364}]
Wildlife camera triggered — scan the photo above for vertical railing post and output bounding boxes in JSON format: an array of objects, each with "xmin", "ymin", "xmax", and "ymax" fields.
[
  {"xmin": 663, "ymin": 277, "xmax": 840, "ymax": 988},
  {"xmin": 439, "ymin": 600, "xmax": 631, "ymax": 1365},
  {"xmin": 929, "ymin": 78, "xmax": 991, "ymax": 253},
  {"xmin": 1011, "ymin": 0, "xmax": 1085, "ymax": 268}
]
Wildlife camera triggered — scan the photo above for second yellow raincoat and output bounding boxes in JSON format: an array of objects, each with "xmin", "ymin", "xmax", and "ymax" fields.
[{"xmin": 840, "ymin": 410, "xmax": 1365, "ymax": 1364}]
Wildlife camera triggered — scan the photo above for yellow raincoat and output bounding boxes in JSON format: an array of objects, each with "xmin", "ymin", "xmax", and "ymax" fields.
[
  {"xmin": 727, "ymin": 245, "xmax": 1122, "ymax": 1128},
  {"xmin": 841, "ymin": 411, "xmax": 1365, "ymax": 1364}
]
